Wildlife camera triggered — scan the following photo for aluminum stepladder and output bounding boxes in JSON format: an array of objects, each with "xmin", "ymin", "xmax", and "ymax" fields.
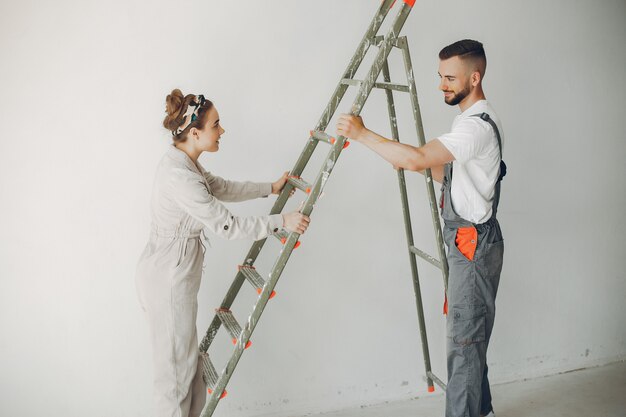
[{"xmin": 198, "ymin": 1, "xmax": 447, "ymax": 416}]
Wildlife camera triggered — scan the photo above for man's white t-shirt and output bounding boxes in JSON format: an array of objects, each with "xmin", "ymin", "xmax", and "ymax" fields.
[{"xmin": 437, "ymin": 100, "xmax": 504, "ymax": 224}]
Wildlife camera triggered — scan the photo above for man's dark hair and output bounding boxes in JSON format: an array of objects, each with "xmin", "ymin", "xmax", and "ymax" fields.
[{"xmin": 439, "ymin": 39, "xmax": 487, "ymax": 77}]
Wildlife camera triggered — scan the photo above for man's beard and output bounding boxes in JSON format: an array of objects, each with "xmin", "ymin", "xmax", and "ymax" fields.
[{"xmin": 444, "ymin": 84, "xmax": 471, "ymax": 106}]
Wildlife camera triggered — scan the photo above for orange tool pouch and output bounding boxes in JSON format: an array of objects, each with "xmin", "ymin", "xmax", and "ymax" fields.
[
  {"xmin": 444, "ymin": 226, "xmax": 478, "ymax": 315},
  {"xmin": 455, "ymin": 226, "xmax": 477, "ymax": 261}
]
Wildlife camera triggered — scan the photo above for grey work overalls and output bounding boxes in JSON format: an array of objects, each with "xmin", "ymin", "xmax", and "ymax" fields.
[{"xmin": 440, "ymin": 113, "xmax": 505, "ymax": 417}]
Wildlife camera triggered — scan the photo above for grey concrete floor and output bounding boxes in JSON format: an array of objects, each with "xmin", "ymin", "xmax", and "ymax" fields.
[{"xmin": 314, "ymin": 361, "xmax": 626, "ymax": 417}]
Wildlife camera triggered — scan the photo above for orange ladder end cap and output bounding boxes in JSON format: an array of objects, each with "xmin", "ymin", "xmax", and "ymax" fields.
[
  {"xmin": 294, "ymin": 241, "xmax": 301, "ymax": 249},
  {"xmin": 209, "ymin": 388, "xmax": 228, "ymax": 399},
  {"xmin": 207, "ymin": 388, "xmax": 228, "ymax": 400},
  {"xmin": 330, "ymin": 137, "xmax": 337, "ymax": 144},
  {"xmin": 257, "ymin": 289, "xmax": 277, "ymax": 299},
  {"xmin": 233, "ymin": 339, "xmax": 252, "ymax": 349},
  {"xmin": 305, "ymin": 188, "xmax": 311, "ymax": 194},
  {"xmin": 343, "ymin": 141, "xmax": 350, "ymax": 149},
  {"xmin": 428, "ymin": 386, "xmax": 435, "ymax": 393}
]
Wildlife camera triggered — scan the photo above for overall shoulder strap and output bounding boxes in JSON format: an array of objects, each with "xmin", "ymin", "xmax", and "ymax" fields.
[{"xmin": 471, "ymin": 112, "xmax": 502, "ymax": 157}]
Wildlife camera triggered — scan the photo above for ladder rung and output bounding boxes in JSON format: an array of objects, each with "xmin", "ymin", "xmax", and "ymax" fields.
[
  {"xmin": 340, "ymin": 78, "xmax": 409, "ymax": 93},
  {"xmin": 309, "ymin": 130, "xmax": 350, "ymax": 149},
  {"xmin": 340, "ymin": 78, "xmax": 362, "ymax": 88},
  {"xmin": 274, "ymin": 229, "xmax": 301, "ymax": 248},
  {"xmin": 287, "ymin": 176, "xmax": 312, "ymax": 194},
  {"xmin": 239, "ymin": 265, "xmax": 276, "ymax": 299},
  {"xmin": 216, "ymin": 309, "xmax": 252, "ymax": 349},
  {"xmin": 310, "ymin": 130, "xmax": 335, "ymax": 145},
  {"xmin": 409, "ymin": 246, "xmax": 442, "ymax": 270},
  {"xmin": 200, "ymin": 353, "xmax": 228, "ymax": 399},
  {"xmin": 371, "ymin": 35, "xmax": 403, "ymax": 48}
]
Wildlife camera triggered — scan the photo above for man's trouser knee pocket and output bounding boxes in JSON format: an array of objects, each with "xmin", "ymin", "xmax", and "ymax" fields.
[{"xmin": 451, "ymin": 304, "xmax": 487, "ymax": 346}]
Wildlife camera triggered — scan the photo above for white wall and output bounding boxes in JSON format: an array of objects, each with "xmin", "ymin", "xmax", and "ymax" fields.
[{"xmin": 1, "ymin": 1, "xmax": 625, "ymax": 416}]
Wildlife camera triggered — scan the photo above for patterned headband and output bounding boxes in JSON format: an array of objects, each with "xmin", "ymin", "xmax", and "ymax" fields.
[{"xmin": 173, "ymin": 94, "xmax": 206, "ymax": 136}]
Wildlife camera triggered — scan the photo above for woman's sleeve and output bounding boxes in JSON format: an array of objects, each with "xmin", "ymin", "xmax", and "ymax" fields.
[
  {"xmin": 168, "ymin": 168, "xmax": 283, "ymax": 240},
  {"xmin": 202, "ymin": 169, "xmax": 272, "ymax": 202}
]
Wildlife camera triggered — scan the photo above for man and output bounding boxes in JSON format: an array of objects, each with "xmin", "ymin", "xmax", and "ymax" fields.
[{"xmin": 336, "ymin": 39, "xmax": 504, "ymax": 417}]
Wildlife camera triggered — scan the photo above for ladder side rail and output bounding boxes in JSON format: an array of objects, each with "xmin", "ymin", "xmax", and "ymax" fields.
[
  {"xmin": 229, "ymin": 3, "xmax": 419, "ymax": 378},
  {"xmin": 290, "ymin": 0, "xmax": 396, "ymax": 179},
  {"xmin": 268, "ymin": 3, "xmax": 414, "ymax": 268},
  {"xmin": 299, "ymin": 2, "xmax": 415, "ymax": 223},
  {"xmin": 253, "ymin": 4, "xmax": 419, "ymax": 350},
  {"xmin": 201, "ymin": 3, "xmax": 416, "ymax": 416},
  {"xmin": 199, "ymin": 0, "xmax": 398, "ymax": 354},
  {"xmin": 204, "ymin": 115, "xmax": 360, "ymax": 416},
  {"xmin": 397, "ymin": 37, "xmax": 450, "ymax": 291},
  {"xmin": 381, "ymin": 58, "xmax": 435, "ymax": 392},
  {"xmin": 199, "ymin": 136, "xmax": 342, "ymax": 413},
  {"xmin": 291, "ymin": 1, "xmax": 415, "ymax": 224},
  {"xmin": 427, "ymin": 370, "xmax": 447, "ymax": 391},
  {"xmin": 350, "ymin": 3, "xmax": 413, "ymax": 117},
  {"xmin": 316, "ymin": 0, "xmax": 396, "ymax": 127}
]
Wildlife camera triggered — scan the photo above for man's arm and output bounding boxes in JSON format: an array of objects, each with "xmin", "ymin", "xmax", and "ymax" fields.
[
  {"xmin": 337, "ymin": 114, "xmax": 453, "ymax": 183},
  {"xmin": 418, "ymin": 165, "xmax": 445, "ymax": 184}
]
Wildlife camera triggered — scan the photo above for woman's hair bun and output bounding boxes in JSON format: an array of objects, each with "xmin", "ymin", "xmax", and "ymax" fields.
[
  {"xmin": 162, "ymin": 88, "xmax": 213, "ymax": 140},
  {"xmin": 163, "ymin": 88, "xmax": 193, "ymax": 132}
]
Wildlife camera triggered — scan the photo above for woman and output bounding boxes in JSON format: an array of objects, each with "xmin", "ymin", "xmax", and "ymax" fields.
[{"xmin": 136, "ymin": 89, "xmax": 310, "ymax": 417}]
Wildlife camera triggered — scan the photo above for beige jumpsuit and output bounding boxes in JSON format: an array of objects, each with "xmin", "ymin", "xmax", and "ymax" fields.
[{"xmin": 135, "ymin": 144, "xmax": 282, "ymax": 417}]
